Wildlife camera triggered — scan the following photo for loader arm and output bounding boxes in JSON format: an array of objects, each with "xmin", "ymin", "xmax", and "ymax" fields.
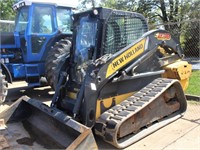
[
  {"xmin": 79, "ymin": 29, "xmax": 191, "ymax": 127},
  {"xmin": 96, "ymin": 29, "xmax": 183, "ymax": 82}
]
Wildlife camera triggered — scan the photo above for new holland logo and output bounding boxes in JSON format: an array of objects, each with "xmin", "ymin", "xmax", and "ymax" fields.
[
  {"xmin": 106, "ymin": 39, "xmax": 146, "ymax": 78},
  {"xmin": 155, "ymin": 33, "xmax": 171, "ymax": 40}
]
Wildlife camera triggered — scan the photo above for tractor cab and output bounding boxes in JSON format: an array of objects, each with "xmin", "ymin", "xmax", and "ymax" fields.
[
  {"xmin": 0, "ymin": 0, "xmax": 75, "ymax": 88},
  {"xmin": 13, "ymin": 0, "xmax": 74, "ymax": 63}
]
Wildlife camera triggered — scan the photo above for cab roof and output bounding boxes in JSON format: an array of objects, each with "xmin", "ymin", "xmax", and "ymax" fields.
[{"xmin": 13, "ymin": 0, "xmax": 77, "ymax": 10}]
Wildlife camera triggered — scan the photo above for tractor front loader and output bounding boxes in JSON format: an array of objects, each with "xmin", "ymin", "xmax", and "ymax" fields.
[{"xmin": 0, "ymin": 8, "xmax": 192, "ymax": 149}]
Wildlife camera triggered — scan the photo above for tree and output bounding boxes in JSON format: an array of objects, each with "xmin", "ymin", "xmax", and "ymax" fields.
[
  {"xmin": 0, "ymin": 0, "xmax": 15, "ymax": 20},
  {"xmin": 183, "ymin": 21, "xmax": 199, "ymax": 57},
  {"xmin": 78, "ymin": 0, "xmax": 98, "ymax": 10},
  {"xmin": 100, "ymin": 0, "xmax": 197, "ymax": 25},
  {"xmin": 0, "ymin": 0, "xmax": 16, "ymax": 31},
  {"xmin": 100, "ymin": 0, "xmax": 199, "ymax": 38},
  {"xmin": 181, "ymin": 0, "xmax": 200, "ymax": 57}
]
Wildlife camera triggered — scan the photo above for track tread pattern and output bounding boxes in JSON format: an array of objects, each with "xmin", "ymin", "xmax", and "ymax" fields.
[
  {"xmin": 45, "ymin": 38, "xmax": 71, "ymax": 89},
  {"xmin": 95, "ymin": 78, "xmax": 186, "ymax": 148}
]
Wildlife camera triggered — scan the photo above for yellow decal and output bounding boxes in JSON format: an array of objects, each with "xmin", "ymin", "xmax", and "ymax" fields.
[
  {"xmin": 106, "ymin": 39, "xmax": 146, "ymax": 78},
  {"xmin": 96, "ymin": 92, "xmax": 134, "ymax": 119}
]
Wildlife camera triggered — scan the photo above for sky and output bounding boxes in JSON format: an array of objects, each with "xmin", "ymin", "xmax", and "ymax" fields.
[{"xmin": 53, "ymin": 0, "xmax": 79, "ymax": 7}]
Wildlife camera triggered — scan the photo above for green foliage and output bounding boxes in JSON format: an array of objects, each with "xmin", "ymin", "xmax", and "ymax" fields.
[
  {"xmin": 100, "ymin": 0, "xmax": 137, "ymax": 11},
  {"xmin": 182, "ymin": 21, "xmax": 200, "ymax": 57},
  {"xmin": 0, "ymin": 0, "xmax": 16, "ymax": 20},
  {"xmin": 186, "ymin": 70, "xmax": 200, "ymax": 96},
  {"xmin": 100, "ymin": 0, "xmax": 198, "ymax": 25},
  {"xmin": 78, "ymin": 0, "xmax": 97, "ymax": 10},
  {"xmin": 181, "ymin": 1, "xmax": 200, "ymax": 57},
  {"xmin": 100, "ymin": 0, "xmax": 199, "ymax": 58},
  {"xmin": 0, "ymin": 0, "xmax": 16, "ymax": 31}
]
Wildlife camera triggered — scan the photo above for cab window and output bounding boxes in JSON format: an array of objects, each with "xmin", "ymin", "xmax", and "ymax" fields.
[
  {"xmin": 15, "ymin": 7, "xmax": 28, "ymax": 32},
  {"xmin": 56, "ymin": 7, "xmax": 72, "ymax": 34},
  {"xmin": 31, "ymin": 6, "xmax": 54, "ymax": 34}
]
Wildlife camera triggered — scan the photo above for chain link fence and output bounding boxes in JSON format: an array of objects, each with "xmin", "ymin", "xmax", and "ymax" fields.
[
  {"xmin": 0, "ymin": 19, "xmax": 199, "ymax": 96},
  {"xmin": 0, "ymin": 20, "xmax": 15, "ymax": 32},
  {"xmin": 150, "ymin": 19, "xmax": 200, "ymax": 97},
  {"xmin": 150, "ymin": 19, "xmax": 200, "ymax": 69}
]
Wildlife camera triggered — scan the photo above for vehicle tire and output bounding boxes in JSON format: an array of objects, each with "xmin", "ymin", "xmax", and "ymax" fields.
[
  {"xmin": 45, "ymin": 38, "xmax": 71, "ymax": 89},
  {"xmin": 53, "ymin": 52, "xmax": 69, "ymax": 90},
  {"xmin": 0, "ymin": 69, "xmax": 8, "ymax": 104}
]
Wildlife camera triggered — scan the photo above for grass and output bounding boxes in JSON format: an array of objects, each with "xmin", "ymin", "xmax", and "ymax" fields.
[{"xmin": 186, "ymin": 70, "xmax": 200, "ymax": 96}]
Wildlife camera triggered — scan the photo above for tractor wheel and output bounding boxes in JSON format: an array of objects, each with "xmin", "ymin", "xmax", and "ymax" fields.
[
  {"xmin": 0, "ymin": 69, "xmax": 8, "ymax": 103},
  {"xmin": 45, "ymin": 38, "xmax": 71, "ymax": 89},
  {"xmin": 53, "ymin": 51, "xmax": 70, "ymax": 90}
]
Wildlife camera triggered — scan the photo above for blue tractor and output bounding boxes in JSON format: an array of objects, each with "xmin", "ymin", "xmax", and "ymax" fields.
[{"xmin": 0, "ymin": 0, "xmax": 75, "ymax": 103}]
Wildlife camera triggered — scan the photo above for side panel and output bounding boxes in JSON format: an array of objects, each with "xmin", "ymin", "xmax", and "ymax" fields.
[
  {"xmin": 0, "ymin": 32, "xmax": 17, "ymax": 49},
  {"xmin": 0, "ymin": 32, "xmax": 15, "ymax": 45}
]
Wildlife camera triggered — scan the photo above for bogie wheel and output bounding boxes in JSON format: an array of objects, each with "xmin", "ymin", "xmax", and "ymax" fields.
[
  {"xmin": 45, "ymin": 38, "xmax": 71, "ymax": 89},
  {"xmin": 0, "ymin": 69, "xmax": 8, "ymax": 103}
]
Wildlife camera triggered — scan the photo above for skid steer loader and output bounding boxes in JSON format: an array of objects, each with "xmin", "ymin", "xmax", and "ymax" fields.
[{"xmin": 0, "ymin": 7, "xmax": 192, "ymax": 149}]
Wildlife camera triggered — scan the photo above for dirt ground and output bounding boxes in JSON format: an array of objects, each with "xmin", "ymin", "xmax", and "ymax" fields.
[{"xmin": 0, "ymin": 81, "xmax": 200, "ymax": 149}]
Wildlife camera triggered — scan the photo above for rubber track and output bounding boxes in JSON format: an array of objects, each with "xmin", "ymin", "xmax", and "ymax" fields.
[{"xmin": 95, "ymin": 78, "xmax": 187, "ymax": 148}]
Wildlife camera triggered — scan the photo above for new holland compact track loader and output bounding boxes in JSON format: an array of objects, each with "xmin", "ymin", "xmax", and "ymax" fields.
[{"xmin": 0, "ymin": 8, "xmax": 192, "ymax": 149}]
